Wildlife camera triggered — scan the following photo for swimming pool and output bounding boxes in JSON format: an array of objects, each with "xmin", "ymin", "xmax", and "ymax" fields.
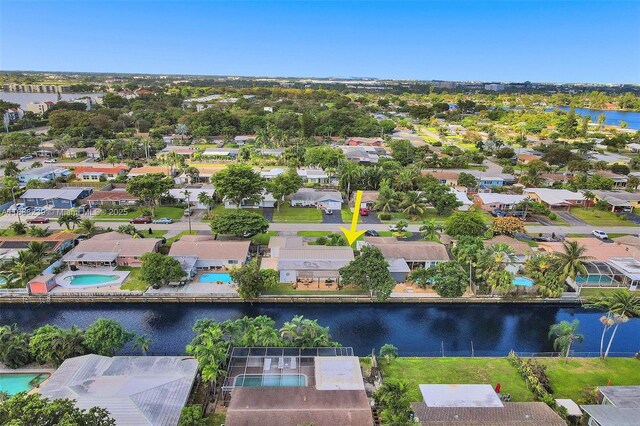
[
  {"xmin": 513, "ymin": 276, "xmax": 534, "ymax": 287},
  {"xmin": 0, "ymin": 373, "xmax": 49, "ymax": 395},
  {"xmin": 66, "ymin": 274, "xmax": 120, "ymax": 286},
  {"xmin": 234, "ymin": 374, "xmax": 306, "ymax": 387},
  {"xmin": 199, "ymin": 272, "xmax": 233, "ymax": 283}
]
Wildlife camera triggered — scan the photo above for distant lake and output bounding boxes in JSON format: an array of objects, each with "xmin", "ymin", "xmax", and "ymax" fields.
[
  {"xmin": 549, "ymin": 106, "xmax": 640, "ymax": 130},
  {"xmin": 0, "ymin": 92, "xmax": 103, "ymax": 108}
]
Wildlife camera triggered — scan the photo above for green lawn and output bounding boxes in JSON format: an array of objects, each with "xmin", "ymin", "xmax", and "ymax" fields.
[
  {"xmin": 381, "ymin": 358, "xmax": 535, "ymax": 402},
  {"xmin": 297, "ymin": 231, "xmax": 333, "ymax": 237},
  {"xmin": 570, "ymin": 208, "xmax": 634, "ymax": 226},
  {"xmin": 266, "ymin": 283, "xmax": 366, "ymax": 296},
  {"xmin": 537, "ymin": 358, "xmax": 640, "ymax": 403},
  {"xmin": 578, "ymin": 287, "xmax": 629, "ymax": 298},
  {"xmin": 206, "ymin": 413, "xmax": 226, "ymax": 426},
  {"xmin": 94, "ymin": 206, "xmax": 184, "ymax": 221},
  {"xmin": 117, "ymin": 266, "xmax": 149, "ymax": 291},
  {"xmin": 252, "ymin": 231, "xmax": 277, "ymax": 245},
  {"xmin": 341, "ymin": 208, "xmax": 353, "ymax": 222},
  {"xmin": 147, "ymin": 230, "xmax": 168, "ymax": 238},
  {"xmin": 164, "ymin": 230, "xmax": 199, "ymax": 247},
  {"xmin": 272, "ymin": 204, "xmax": 322, "ymax": 223}
]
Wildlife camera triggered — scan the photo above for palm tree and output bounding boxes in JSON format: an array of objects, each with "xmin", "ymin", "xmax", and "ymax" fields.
[
  {"xmin": 400, "ymin": 191, "xmax": 427, "ymax": 220},
  {"xmin": 3, "ymin": 161, "xmax": 20, "ymax": 177},
  {"xmin": 548, "ymin": 320, "xmax": 583, "ymax": 362},
  {"xmin": 582, "ymin": 191, "xmax": 595, "ymax": 210},
  {"xmin": 554, "ymin": 241, "xmax": 593, "ymax": 281},
  {"xmin": 27, "ymin": 225, "xmax": 49, "ymax": 237},
  {"xmin": 198, "ymin": 192, "xmax": 216, "ymax": 212},
  {"xmin": 26, "ymin": 241, "xmax": 49, "ymax": 264},
  {"xmin": 419, "ymin": 220, "xmax": 443, "ymax": 241},
  {"xmin": 133, "ymin": 335, "xmax": 152, "ymax": 355},
  {"xmin": 586, "ymin": 290, "xmax": 640, "ymax": 358},
  {"xmin": 57, "ymin": 212, "xmax": 81, "ymax": 230},
  {"xmin": 392, "ymin": 170, "xmax": 415, "ymax": 192},
  {"xmin": 77, "ymin": 219, "xmax": 99, "ymax": 235},
  {"xmin": 2, "ymin": 251, "xmax": 39, "ymax": 287},
  {"xmin": 339, "ymin": 161, "xmax": 361, "ymax": 201},
  {"xmin": 175, "ymin": 123, "xmax": 189, "ymax": 141},
  {"xmin": 477, "ymin": 243, "xmax": 518, "ymax": 280},
  {"xmin": 374, "ymin": 190, "xmax": 400, "ymax": 213},
  {"xmin": 8, "ymin": 222, "xmax": 26, "ymax": 235},
  {"xmin": 105, "ymin": 155, "xmax": 119, "ymax": 166},
  {"xmin": 256, "ymin": 128, "xmax": 270, "ymax": 148}
]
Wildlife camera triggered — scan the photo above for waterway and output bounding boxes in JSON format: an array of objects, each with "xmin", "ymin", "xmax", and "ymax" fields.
[
  {"xmin": 0, "ymin": 92, "xmax": 103, "ymax": 108},
  {"xmin": 1, "ymin": 303, "xmax": 638, "ymax": 357},
  {"xmin": 549, "ymin": 106, "xmax": 640, "ymax": 130}
]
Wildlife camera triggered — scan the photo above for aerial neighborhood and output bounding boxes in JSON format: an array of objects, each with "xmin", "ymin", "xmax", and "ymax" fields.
[{"xmin": 2, "ymin": 45, "xmax": 640, "ymax": 425}]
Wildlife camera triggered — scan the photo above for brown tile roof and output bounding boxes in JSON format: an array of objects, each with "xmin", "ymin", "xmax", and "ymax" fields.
[
  {"xmin": 0, "ymin": 232, "xmax": 77, "ymax": 251},
  {"xmin": 412, "ymin": 402, "xmax": 565, "ymax": 425},
  {"xmin": 423, "ymin": 171, "xmax": 460, "ymax": 181},
  {"xmin": 538, "ymin": 237, "xmax": 639, "ymax": 261},
  {"xmin": 128, "ymin": 166, "xmax": 171, "ymax": 176},
  {"xmin": 74, "ymin": 166, "xmax": 128, "ymax": 175},
  {"xmin": 483, "ymin": 236, "xmax": 533, "ymax": 257},
  {"xmin": 365, "ymin": 238, "xmax": 450, "ymax": 261},
  {"xmin": 226, "ymin": 387, "xmax": 373, "ymax": 426},
  {"xmin": 169, "ymin": 235, "xmax": 250, "ymax": 261},
  {"xmin": 65, "ymin": 232, "xmax": 160, "ymax": 258},
  {"xmin": 85, "ymin": 190, "xmax": 138, "ymax": 202}
]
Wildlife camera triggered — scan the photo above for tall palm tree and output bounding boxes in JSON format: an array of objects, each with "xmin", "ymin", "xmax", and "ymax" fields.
[
  {"xmin": 26, "ymin": 241, "xmax": 49, "ymax": 264},
  {"xmin": 419, "ymin": 220, "xmax": 443, "ymax": 241},
  {"xmin": 374, "ymin": 190, "xmax": 400, "ymax": 214},
  {"xmin": 582, "ymin": 191, "xmax": 595, "ymax": 210},
  {"xmin": 554, "ymin": 241, "xmax": 593, "ymax": 281},
  {"xmin": 548, "ymin": 320, "xmax": 583, "ymax": 362},
  {"xmin": 134, "ymin": 335, "xmax": 152, "ymax": 355},
  {"xmin": 586, "ymin": 290, "xmax": 640, "ymax": 358},
  {"xmin": 339, "ymin": 161, "xmax": 361, "ymax": 201},
  {"xmin": 57, "ymin": 212, "xmax": 81, "ymax": 230},
  {"xmin": 392, "ymin": 170, "xmax": 415, "ymax": 192},
  {"xmin": 400, "ymin": 191, "xmax": 427, "ymax": 220},
  {"xmin": 77, "ymin": 219, "xmax": 99, "ymax": 235},
  {"xmin": 2, "ymin": 251, "xmax": 39, "ymax": 287},
  {"xmin": 3, "ymin": 161, "xmax": 20, "ymax": 177}
]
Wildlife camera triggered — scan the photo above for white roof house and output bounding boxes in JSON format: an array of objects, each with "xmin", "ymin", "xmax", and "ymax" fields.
[
  {"xmin": 38, "ymin": 355, "xmax": 198, "ymax": 426},
  {"xmin": 290, "ymin": 188, "xmax": 343, "ymax": 210},
  {"xmin": 524, "ymin": 188, "xmax": 585, "ymax": 208},
  {"xmin": 475, "ymin": 193, "xmax": 528, "ymax": 209}
]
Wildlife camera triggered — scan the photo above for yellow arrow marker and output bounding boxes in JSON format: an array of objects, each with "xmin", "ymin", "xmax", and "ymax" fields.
[{"xmin": 340, "ymin": 190, "xmax": 366, "ymax": 245}]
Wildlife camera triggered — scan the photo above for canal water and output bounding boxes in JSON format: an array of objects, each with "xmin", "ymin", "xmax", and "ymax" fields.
[
  {"xmin": 550, "ymin": 106, "xmax": 640, "ymax": 130},
  {"xmin": 1, "ymin": 303, "xmax": 638, "ymax": 356}
]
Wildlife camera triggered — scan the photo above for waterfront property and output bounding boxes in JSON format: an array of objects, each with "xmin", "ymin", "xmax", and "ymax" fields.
[
  {"xmin": 169, "ymin": 235, "xmax": 250, "ymax": 270},
  {"xmin": 0, "ymin": 372, "xmax": 50, "ymax": 396},
  {"xmin": 483, "ymin": 236, "xmax": 533, "ymax": 274},
  {"xmin": 0, "ymin": 232, "xmax": 77, "ymax": 262},
  {"xmin": 38, "ymin": 354, "xmax": 198, "ymax": 426},
  {"xmin": 223, "ymin": 347, "xmax": 372, "ymax": 426},
  {"xmin": 262, "ymin": 236, "xmax": 354, "ymax": 284},
  {"xmin": 62, "ymin": 232, "xmax": 162, "ymax": 268},
  {"xmin": 581, "ymin": 386, "xmax": 640, "ymax": 426},
  {"xmin": 54, "ymin": 270, "xmax": 129, "ymax": 289},
  {"xmin": 20, "ymin": 187, "xmax": 93, "ymax": 209}
]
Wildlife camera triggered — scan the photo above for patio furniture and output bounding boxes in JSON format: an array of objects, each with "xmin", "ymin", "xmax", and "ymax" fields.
[
  {"xmin": 263, "ymin": 358, "xmax": 272, "ymax": 371},
  {"xmin": 278, "ymin": 357, "xmax": 284, "ymax": 369},
  {"xmin": 290, "ymin": 357, "xmax": 297, "ymax": 369}
]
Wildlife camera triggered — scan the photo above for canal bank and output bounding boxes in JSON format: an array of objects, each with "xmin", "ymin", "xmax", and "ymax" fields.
[{"xmin": 1, "ymin": 302, "xmax": 638, "ymax": 357}]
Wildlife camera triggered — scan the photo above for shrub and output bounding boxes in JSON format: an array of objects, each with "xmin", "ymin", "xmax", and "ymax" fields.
[
  {"xmin": 378, "ymin": 212, "xmax": 392, "ymax": 220},
  {"xmin": 548, "ymin": 212, "xmax": 557, "ymax": 220}
]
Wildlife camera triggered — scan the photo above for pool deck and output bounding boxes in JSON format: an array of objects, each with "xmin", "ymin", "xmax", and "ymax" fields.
[
  {"xmin": 56, "ymin": 269, "xmax": 130, "ymax": 290},
  {"xmin": 146, "ymin": 279, "xmax": 239, "ymax": 296}
]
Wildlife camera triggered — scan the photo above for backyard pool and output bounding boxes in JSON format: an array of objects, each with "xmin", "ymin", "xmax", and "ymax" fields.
[
  {"xmin": 513, "ymin": 276, "xmax": 534, "ymax": 287},
  {"xmin": 66, "ymin": 274, "xmax": 120, "ymax": 286},
  {"xmin": 0, "ymin": 373, "xmax": 50, "ymax": 395},
  {"xmin": 199, "ymin": 272, "xmax": 233, "ymax": 283},
  {"xmin": 234, "ymin": 374, "xmax": 306, "ymax": 387}
]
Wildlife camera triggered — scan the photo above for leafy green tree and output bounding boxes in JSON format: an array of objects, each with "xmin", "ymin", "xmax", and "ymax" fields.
[
  {"xmin": 1, "ymin": 132, "xmax": 39, "ymax": 158},
  {"xmin": 134, "ymin": 335, "xmax": 152, "ymax": 355},
  {"xmin": 389, "ymin": 139, "xmax": 416, "ymax": 166},
  {"xmin": 486, "ymin": 269, "xmax": 515, "ymax": 294},
  {"xmin": 430, "ymin": 261, "xmax": 468, "ymax": 298},
  {"xmin": 186, "ymin": 322, "xmax": 229, "ymax": 383},
  {"xmin": 0, "ymin": 393, "xmax": 115, "ymax": 426},
  {"xmin": 209, "ymin": 209, "xmax": 268, "ymax": 237},
  {"xmin": 29, "ymin": 325, "xmax": 87, "ymax": 367},
  {"xmin": 303, "ymin": 145, "xmax": 345, "ymax": 169},
  {"xmin": 268, "ymin": 168, "xmax": 303, "ymax": 210},
  {"xmin": 178, "ymin": 405, "xmax": 207, "ymax": 426},
  {"xmin": 126, "ymin": 173, "xmax": 174, "ymax": 217},
  {"xmin": 105, "ymin": 155, "xmax": 119, "ymax": 166},
  {"xmin": 419, "ymin": 220, "xmax": 443, "ymax": 241},
  {"xmin": 140, "ymin": 252, "xmax": 186, "ymax": 288},
  {"xmin": 3, "ymin": 160, "xmax": 20, "ymax": 177},
  {"xmin": 457, "ymin": 172, "xmax": 477, "ymax": 189},
  {"xmin": 549, "ymin": 320, "xmax": 583, "ymax": 362},
  {"xmin": 77, "ymin": 219, "xmax": 99, "ymax": 235},
  {"xmin": 211, "ymin": 164, "xmax": 264, "ymax": 208},
  {"xmin": 339, "ymin": 161, "xmax": 361, "ymax": 199},
  {"xmin": 0, "ymin": 324, "xmax": 32, "ymax": 368},
  {"xmin": 374, "ymin": 380, "xmax": 413, "ymax": 426},
  {"xmin": 445, "ymin": 212, "xmax": 488, "ymax": 237},
  {"xmin": 84, "ymin": 319, "xmax": 134, "ymax": 356},
  {"xmin": 279, "ymin": 315, "xmax": 336, "ymax": 347},
  {"xmin": 8, "ymin": 221, "xmax": 26, "ymax": 235},
  {"xmin": 379, "ymin": 344, "xmax": 399, "ymax": 364},
  {"xmin": 524, "ymin": 254, "xmax": 564, "ymax": 298},
  {"xmin": 374, "ymin": 179, "xmax": 401, "ymax": 213},
  {"xmin": 339, "ymin": 246, "xmax": 396, "ymax": 301}
]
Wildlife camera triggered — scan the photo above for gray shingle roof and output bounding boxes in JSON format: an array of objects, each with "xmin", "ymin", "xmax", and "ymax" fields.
[
  {"xmin": 21, "ymin": 187, "xmax": 90, "ymax": 201},
  {"xmin": 412, "ymin": 402, "xmax": 565, "ymax": 425},
  {"xmin": 39, "ymin": 354, "xmax": 198, "ymax": 426}
]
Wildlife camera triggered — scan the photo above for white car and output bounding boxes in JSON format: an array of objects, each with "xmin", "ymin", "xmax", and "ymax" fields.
[
  {"xmin": 44, "ymin": 158, "xmax": 57, "ymax": 163},
  {"xmin": 592, "ymin": 230, "xmax": 609, "ymax": 240}
]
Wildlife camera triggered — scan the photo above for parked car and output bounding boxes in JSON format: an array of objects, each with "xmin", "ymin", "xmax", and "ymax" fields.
[
  {"xmin": 183, "ymin": 209, "xmax": 192, "ymax": 217},
  {"xmin": 152, "ymin": 217, "xmax": 174, "ymax": 224},
  {"xmin": 44, "ymin": 158, "xmax": 57, "ymax": 163},
  {"xmin": 511, "ymin": 210, "xmax": 530, "ymax": 219},
  {"xmin": 592, "ymin": 230, "xmax": 609, "ymax": 240},
  {"xmin": 26, "ymin": 217, "xmax": 50, "ymax": 224},
  {"xmin": 19, "ymin": 155, "xmax": 33, "ymax": 162},
  {"xmin": 490, "ymin": 209, "xmax": 508, "ymax": 217},
  {"xmin": 365, "ymin": 230, "xmax": 379, "ymax": 237},
  {"xmin": 130, "ymin": 216, "xmax": 152, "ymax": 224},
  {"xmin": 324, "ymin": 209, "xmax": 333, "ymax": 215},
  {"xmin": 359, "ymin": 208, "xmax": 369, "ymax": 216}
]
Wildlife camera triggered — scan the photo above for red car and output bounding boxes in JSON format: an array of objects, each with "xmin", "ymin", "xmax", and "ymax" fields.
[
  {"xmin": 359, "ymin": 208, "xmax": 369, "ymax": 216},
  {"xmin": 27, "ymin": 217, "xmax": 50, "ymax": 224},
  {"xmin": 130, "ymin": 216, "xmax": 152, "ymax": 224}
]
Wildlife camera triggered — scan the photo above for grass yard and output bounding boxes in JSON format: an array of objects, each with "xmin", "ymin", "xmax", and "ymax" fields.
[
  {"xmin": 94, "ymin": 206, "xmax": 184, "ymax": 221},
  {"xmin": 206, "ymin": 413, "xmax": 226, "ymax": 426},
  {"xmin": 164, "ymin": 230, "xmax": 198, "ymax": 247},
  {"xmin": 341, "ymin": 208, "xmax": 353, "ymax": 222},
  {"xmin": 117, "ymin": 266, "xmax": 149, "ymax": 291},
  {"xmin": 272, "ymin": 204, "xmax": 322, "ymax": 223},
  {"xmin": 537, "ymin": 358, "xmax": 640, "ymax": 403},
  {"xmin": 146, "ymin": 230, "xmax": 168, "ymax": 238},
  {"xmin": 297, "ymin": 231, "xmax": 333, "ymax": 237},
  {"xmin": 570, "ymin": 208, "xmax": 634, "ymax": 226},
  {"xmin": 252, "ymin": 231, "xmax": 277, "ymax": 245},
  {"xmin": 266, "ymin": 283, "xmax": 366, "ymax": 296},
  {"xmin": 578, "ymin": 287, "xmax": 629, "ymax": 298},
  {"xmin": 381, "ymin": 358, "xmax": 535, "ymax": 402}
]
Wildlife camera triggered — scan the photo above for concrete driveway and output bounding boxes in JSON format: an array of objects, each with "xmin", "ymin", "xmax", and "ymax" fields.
[
  {"xmin": 261, "ymin": 207, "xmax": 275, "ymax": 222},
  {"xmin": 359, "ymin": 211, "xmax": 381, "ymax": 224},
  {"xmin": 322, "ymin": 209, "xmax": 343, "ymax": 224}
]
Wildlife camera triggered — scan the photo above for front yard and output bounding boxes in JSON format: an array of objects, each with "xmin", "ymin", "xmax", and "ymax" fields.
[
  {"xmin": 570, "ymin": 208, "xmax": 634, "ymax": 226},
  {"xmin": 272, "ymin": 204, "xmax": 322, "ymax": 223}
]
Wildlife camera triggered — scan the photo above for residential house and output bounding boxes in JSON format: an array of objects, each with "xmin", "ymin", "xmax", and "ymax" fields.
[
  {"xmin": 339, "ymin": 145, "xmax": 385, "ymax": 164},
  {"xmin": 290, "ymin": 188, "xmax": 342, "ymax": 211},
  {"xmin": 516, "ymin": 153, "xmax": 543, "ymax": 165},
  {"xmin": 362, "ymin": 237, "xmax": 450, "ymax": 282},
  {"xmin": 64, "ymin": 147, "xmax": 101, "ymax": 159},
  {"xmin": 168, "ymin": 186, "xmax": 216, "ymax": 209},
  {"xmin": 223, "ymin": 348, "xmax": 372, "ymax": 426},
  {"xmin": 483, "ymin": 236, "xmax": 533, "ymax": 274},
  {"xmin": 0, "ymin": 232, "xmax": 77, "ymax": 263},
  {"xmin": 84, "ymin": 187, "xmax": 138, "ymax": 208},
  {"xmin": 192, "ymin": 166, "xmax": 226, "ymax": 183},
  {"xmin": 62, "ymin": 232, "xmax": 161, "ymax": 267},
  {"xmin": 169, "ymin": 235, "xmax": 250, "ymax": 270},
  {"xmin": 468, "ymin": 171, "xmax": 516, "ymax": 188},
  {"xmin": 346, "ymin": 136, "xmax": 383, "ymax": 146},
  {"xmin": 202, "ymin": 148, "xmax": 238, "ymax": 159},
  {"xmin": 581, "ymin": 386, "xmax": 640, "ymax": 426},
  {"xmin": 423, "ymin": 171, "xmax": 460, "ymax": 186},
  {"xmin": 263, "ymin": 236, "xmax": 354, "ymax": 284},
  {"xmin": 540, "ymin": 173, "xmax": 573, "ymax": 186},
  {"xmin": 21, "ymin": 187, "xmax": 93, "ymax": 209},
  {"xmin": 234, "ymin": 135, "xmax": 255, "ymax": 145},
  {"xmin": 18, "ymin": 166, "xmax": 71, "ymax": 183},
  {"xmin": 591, "ymin": 190, "xmax": 640, "ymax": 212},
  {"xmin": 473, "ymin": 193, "xmax": 528, "ymax": 211},
  {"xmin": 451, "ymin": 188, "xmax": 473, "ymax": 211},
  {"xmin": 298, "ymin": 168, "xmax": 334, "ymax": 185},
  {"xmin": 626, "ymin": 143, "xmax": 640, "ymax": 153},
  {"xmin": 127, "ymin": 166, "xmax": 174, "ymax": 178},
  {"xmin": 354, "ymin": 191, "xmax": 379, "ymax": 209},
  {"xmin": 157, "ymin": 145, "xmax": 197, "ymax": 159},
  {"xmin": 591, "ymin": 170, "xmax": 628, "ymax": 189},
  {"xmin": 224, "ymin": 190, "xmax": 277, "ymax": 209},
  {"xmin": 524, "ymin": 188, "xmax": 585, "ymax": 210},
  {"xmin": 74, "ymin": 166, "xmax": 128, "ymax": 181},
  {"xmin": 589, "ymin": 152, "xmax": 631, "ymax": 165},
  {"xmin": 412, "ymin": 384, "xmax": 564, "ymax": 426},
  {"xmin": 39, "ymin": 355, "xmax": 198, "ymax": 426}
]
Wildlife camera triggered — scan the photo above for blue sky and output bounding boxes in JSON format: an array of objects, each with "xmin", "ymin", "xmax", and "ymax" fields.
[{"xmin": 1, "ymin": 1, "xmax": 639, "ymax": 83}]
